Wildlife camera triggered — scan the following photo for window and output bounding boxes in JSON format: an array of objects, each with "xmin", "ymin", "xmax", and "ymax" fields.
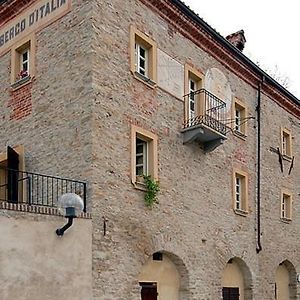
[
  {"xmin": 10, "ymin": 34, "xmax": 36, "ymax": 87},
  {"xmin": 135, "ymin": 43, "xmax": 148, "ymax": 77},
  {"xmin": 131, "ymin": 125, "xmax": 158, "ymax": 186},
  {"xmin": 233, "ymin": 98, "xmax": 247, "ymax": 137},
  {"xmin": 20, "ymin": 48, "xmax": 30, "ymax": 76},
  {"xmin": 130, "ymin": 26, "xmax": 157, "ymax": 85},
  {"xmin": 281, "ymin": 191, "xmax": 292, "ymax": 221},
  {"xmin": 232, "ymin": 170, "xmax": 248, "ymax": 214},
  {"xmin": 136, "ymin": 138, "xmax": 148, "ymax": 177},
  {"xmin": 281, "ymin": 128, "xmax": 292, "ymax": 158},
  {"xmin": 184, "ymin": 64, "xmax": 203, "ymax": 124}
]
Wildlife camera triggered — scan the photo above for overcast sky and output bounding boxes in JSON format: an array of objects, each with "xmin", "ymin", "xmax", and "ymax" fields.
[{"xmin": 184, "ymin": 0, "xmax": 300, "ymax": 98}]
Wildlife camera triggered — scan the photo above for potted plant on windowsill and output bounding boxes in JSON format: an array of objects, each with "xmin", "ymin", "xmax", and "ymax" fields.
[
  {"xmin": 11, "ymin": 70, "xmax": 31, "ymax": 89},
  {"xmin": 17, "ymin": 70, "xmax": 29, "ymax": 81}
]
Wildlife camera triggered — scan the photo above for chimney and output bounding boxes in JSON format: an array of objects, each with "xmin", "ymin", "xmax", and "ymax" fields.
[{"xmin": 226, "ymin": 30, "xmax": 246, "ymax": 51}]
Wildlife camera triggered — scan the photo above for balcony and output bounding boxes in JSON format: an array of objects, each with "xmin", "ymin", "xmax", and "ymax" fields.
[
  {"xmin": 182, "ymin": 88, "xmax": 227, "ymax": 151},
  {"xmin": 0, "ymin": 167, "xmax": 87, "ymax": 212}
]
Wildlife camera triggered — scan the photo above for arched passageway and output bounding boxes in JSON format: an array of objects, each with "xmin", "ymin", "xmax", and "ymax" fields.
[
  {"xmin": 275, "ymin": 260, "xmax": 297, "ymax": 300},
  {"xmin": 221, "ymin": 257, "xmax": 253, "ymax": 300},
  {"xmin": 138, "ymin": 251, "xmax": 189, "ymax": 300}
]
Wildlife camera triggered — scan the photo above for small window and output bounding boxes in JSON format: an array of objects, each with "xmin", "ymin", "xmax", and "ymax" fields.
[
  {"xmin": 184, "ymin": 65, "xmax": 203, "ymax": 125},
  {"xmin": 20, "ymin": 48, "xmax": 30, "ymax": 76},
  {"xmin": 233, "ymin": 170, "xmax": 248, "ymax": 214},
  {"xmin": 136, "ymin": 138, "xmax": 148, "ymax": 177},
  {"xmin": 233, "ymin": 99, "xmax": 247, "ymax": 137},
  {"xmin": 130, "ymin": 26, "xmax": 157, "ymax": 85},
  {"xmin": 135, "ymin": 43, "xmax": 148, "ymax": 77},
  {"xmin": 10, "ymin": 34, "xmax": 36, "ymax": 87},
  {"xmin": 131, "ymin": 125, "xmax": 158, "ymax": 186},
  {"xmin": 281, "ymin": 128, "xmax": 292, "ymax": 158},
  {"xmin": 281, "ymin": 191, "xmax": 292, "ymax": 221}
]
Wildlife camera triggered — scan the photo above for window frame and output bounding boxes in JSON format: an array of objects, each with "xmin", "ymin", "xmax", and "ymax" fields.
[
  {"xmin": 10, "ymin": 33, "xmax": 36, "ymax": 88},
  {"xmin": 130, "ymin": 25, "xmax": 157, "ymax": 86},
  {"xmin": 184, "ymin": 64, "xmax": 204, "ymax": 124},
  {"xmin": 232, "ymin": 98, "xmax": 247, "ymax": 138},
  {"xmin": 280, "ymin": 127, "xmax": 292, "ymax": 159},
  {"xmin": 232, "ymin": 169, "xmax": 248, "ymax": 215},
  {"xmin": 280, "ymin": 190, "xmax": 292, "ymax": 221},
  {"xmin": 131, "ymin": 125, "xmax": 158, "ymax": 187}
]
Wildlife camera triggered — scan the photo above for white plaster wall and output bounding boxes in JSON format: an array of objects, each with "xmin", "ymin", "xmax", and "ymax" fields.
[{"xmin": 0, "ymin": 212, "xmax": 92, "ymax": 300}]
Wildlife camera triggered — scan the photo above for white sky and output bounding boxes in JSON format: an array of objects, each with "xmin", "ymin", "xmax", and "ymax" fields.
[{"xmin": 183, "ymin": 0, "xmax": 300, "ymax": 98}]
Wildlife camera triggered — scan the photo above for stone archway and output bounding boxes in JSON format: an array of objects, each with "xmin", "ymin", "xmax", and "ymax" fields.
[
  {"xmin": 138, "ymin": 251, "xmax": 190, "ymax": 300},
  {"xmin": 275, "ymin": 260, "xmax": 297, "ymax": 300},
  {"xmin": 221, "ymin": 257, "xmax": 253, "ymax": 300}
]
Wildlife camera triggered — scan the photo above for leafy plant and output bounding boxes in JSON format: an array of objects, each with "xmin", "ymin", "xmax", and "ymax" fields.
[{"xmin": 143, "ymin": 175, "xmax": 160, "ymax": 208}]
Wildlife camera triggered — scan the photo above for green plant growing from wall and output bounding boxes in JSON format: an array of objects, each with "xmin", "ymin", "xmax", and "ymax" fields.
[{"xmin": 143, "ymin": 175, "xmax": 160, "ymax": 208}]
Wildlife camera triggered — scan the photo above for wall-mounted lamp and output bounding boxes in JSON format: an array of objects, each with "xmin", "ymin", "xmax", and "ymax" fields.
[{"xmin": 56, "ymin": 193, "xmax": 84, "ymax": 236}]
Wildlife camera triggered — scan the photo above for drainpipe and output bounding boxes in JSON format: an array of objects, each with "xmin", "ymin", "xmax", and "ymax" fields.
[{"xmin": 256, "ymin": 78, "xmax": 263, "ymax": 253}]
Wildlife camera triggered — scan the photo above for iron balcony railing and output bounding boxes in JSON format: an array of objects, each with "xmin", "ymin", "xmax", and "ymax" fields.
[
  {"xmin": 183, "ymin": 88, "xmax": 227, "ymax": 135},
  {"xmin": 0, "ymin": 168, "xmax": 87, "ymax": 212}
]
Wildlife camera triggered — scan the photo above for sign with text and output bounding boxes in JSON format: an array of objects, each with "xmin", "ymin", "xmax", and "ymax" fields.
[{"xmin": 0, "ymin": 0, "xmax": 71, "ymax": 54}]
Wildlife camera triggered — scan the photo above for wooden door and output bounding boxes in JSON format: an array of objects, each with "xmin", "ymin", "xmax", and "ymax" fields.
[
  {"xmin": 7, "ymin": 146, "xmax": 19, "ymax": 203},
  {"xmin": 222, "ymin": 287, "xmax": 239, "ymax": 300},
  {"xmin": 140, "ymin": 282, "xmax": 157, "ymax": 300}
]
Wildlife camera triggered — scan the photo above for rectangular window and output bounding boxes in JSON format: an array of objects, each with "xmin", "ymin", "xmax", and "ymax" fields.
[
  {"xmin": 131, "ymin": 125, "xmax": 158, "ymax": 186},
  {"xmin": 184, "ymin": 65, "xmax": 203, "ymax": 125},
  {"xmin": 130, "ymin": 26, "xmax": 157, "ymax": 85},
  {"xmin": 135, "ymin": 43, "xmax": 148, "ymax": 77},
  {"xmin": 281, "ymin": 128, "xmax": 292, "ymax": 158},
  {"xmin": 136, "ymin": 138, "xmax": 148, "ymax": 177},
  {"xmin": 10, "ymin": 34, "xmax": 36, "ymax": 87},
  {"xmin": 233, "ymin": 99, "xmax": 247, "ymax": 137},
  {"xmin": 281, "ymin": 191, "xmax": 292, "ymax": 221},
  {"xmin": 233, "ymin": 170, "xmax": 248, "ymax": 214},
  {"xmin": 20, "ymin": 48, "xmax": 30, "ymax": 75}
]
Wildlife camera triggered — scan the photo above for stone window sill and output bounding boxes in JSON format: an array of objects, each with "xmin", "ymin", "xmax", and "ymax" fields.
[
  {"xmin": 282, "ymin": 154, "xmax": 293, "ymax": 162},
  {"xmin": 234, "ymin": 208, "xmax": 248, "ymax": 217},
  {"xmin": 280, "ymin": 217, "xmax": 292, "ymax": 224},
  {"xmin": 233, "ymin": 130, "xmax": 247, "ymax": 140},
  {"xmin": 133, "ymin": 71, "xmax": 156, "ymax": 88},
  {"xmin": 11, "ymin": 75, "xmax": 32, "ymax": 91},
  {"xmin": 133, "ymin": 178, "xmax": 147, "ymax": 191}
]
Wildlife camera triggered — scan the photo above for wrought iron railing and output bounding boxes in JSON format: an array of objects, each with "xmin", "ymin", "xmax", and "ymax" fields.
[
  {"xmin": 183, "ymin": 88, "xmax": 227, "ymax": 135},
  {"xmin": 0, "ymin": 168, "xmax": 87, "ymax": 212}
]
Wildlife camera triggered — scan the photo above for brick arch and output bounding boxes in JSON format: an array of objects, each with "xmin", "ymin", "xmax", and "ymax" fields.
[
  {"xmin": 276, "ymin": 259, "xmax": 297, "ymax": 300},
  {"xmin": 223, "ymin": 257, "xmax": 253, "ymax": 300}
]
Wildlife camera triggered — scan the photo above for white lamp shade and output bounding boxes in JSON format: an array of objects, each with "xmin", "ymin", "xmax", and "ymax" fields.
[{"xmin": 57, "ymin": 193, "xmax": 84, "ymax": 217}]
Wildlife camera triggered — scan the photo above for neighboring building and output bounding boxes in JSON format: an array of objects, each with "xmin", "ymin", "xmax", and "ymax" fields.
[{"xmin": 0, "ymin": 0, "xmax": 299, "ymax": 299}]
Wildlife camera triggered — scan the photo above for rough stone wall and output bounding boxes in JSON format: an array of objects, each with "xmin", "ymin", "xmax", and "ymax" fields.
[
  {"xmin": 258, "ymin": 90, "xmax": 300, "ymax": 299},
  {"xmin": 0, "ymin": 0, "xmax": 94, "ymax": 185},
  {"xmin": 90, "ymin": 0, "xmax": 263, "ymax": 299},
  {"xmin": 0, "ymin": 0, "xmax": 299, "ymax": 299}
]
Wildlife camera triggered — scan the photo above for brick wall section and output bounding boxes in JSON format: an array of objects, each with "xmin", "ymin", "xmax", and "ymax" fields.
[{"xmin": 8, "ymin": 82, "xmax": 33, "ymax": 120}]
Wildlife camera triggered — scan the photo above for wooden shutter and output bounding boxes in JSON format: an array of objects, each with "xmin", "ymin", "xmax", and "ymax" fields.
[
  {"xmin": 222, "ymin": 287, "xmax": 239, "ymax": 300},
  {"xmin": 140, "ymin": 283, "xmax": 157, "ymax": 300},
  {"xmin": 7, "ymin": 146, "xmax": 19, "ymax": 203}
]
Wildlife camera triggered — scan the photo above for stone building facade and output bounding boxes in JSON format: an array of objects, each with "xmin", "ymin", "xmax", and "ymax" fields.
[{"xmin": 0, "ymin": 0, "xmax": 299, "ymax": 299}]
